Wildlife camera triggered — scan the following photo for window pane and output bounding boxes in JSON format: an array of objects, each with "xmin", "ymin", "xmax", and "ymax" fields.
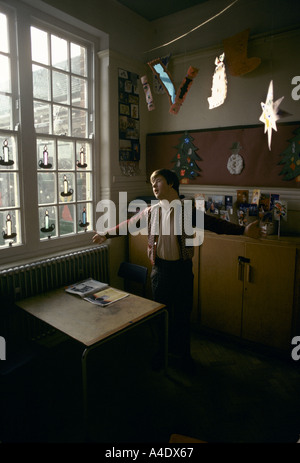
[
  {"xmin": 39, "ymin": 205, "xmax": 57, "ymax": 239},
  {"xmin": 77, "ymin": 202, "xmax": 92, "ymax": 232},
  {"xmin": 0, "ymin": 13, "xmax": 9, "ymax": 53},
  {"xmin": 32, "ymin": 65, "xmax": 50, "ymax": 101},
  {"xmin": 29, "ymin": 23, "xmax": 93, "ymax": 244},
  {"xmin": 38, "ymin": 172, "xmax": 57, "ymax": 204},
  {"xmin": 0, "ymin": 209, "xmax": 21, "ymax": 247},
  {"xmin": 71, "ymin": 43, "xmax": 87, "ymax": 76},
  {"xmin": 0, "ymin": 173, "xmax": 19, "ymax": 207},
  {"xmin": 72, "ymin": 108, "xmax": 87, "ymax": 137},
  {"xmin": 0, "ymin": 55, "xmax": 11, "ymax": 93},
  {"xmin": 72, "ymin": 76, "xmax": 87, "ymax": 108},
  {"xmin": 0, "ymin": 135, "xmax": 18, "ymax": 168},
  {"xmin": 37, "ymin": 138, "xmax": 55, "ymax": 169},
  {"xmin": 76, "ymin": 172, "xmax": 92, "ymax": 201},
  {"xmin": 53, "ymin": 104, "xmax": 69, "ymax": 136},
  {"xmin": 31, "ymin": 27, "xmax": 49, "ymax": 65},
  {"xmin": 51, "ymin": 35, "xmax": 68, "ymax": 71},
  {"xmin": 57, "ymin": 140, "xmax": 74, "ymax": 170},
  {"xmin": 34, "ymin": 101, "xmax": 51, "ymax": 133},
  {"xmin": 53, "ymin": 70, "xmax": 69, "ymax": 104},
  {"xmin": 59, "ymin": 203, "xmax": 75, "ymax": 235},
  {"xmin": 0, "ymin": 95, "xmax": 12, "ymax": 130},
  {"xmin": 76, "ymin": 141, "xmax": 91, "ymax": 168},
  {"xmin": 59, "ymin": 172, "xmax": 75, "ymax": 202}
]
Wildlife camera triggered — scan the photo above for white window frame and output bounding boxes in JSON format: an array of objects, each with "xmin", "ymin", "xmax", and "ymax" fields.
[{"xmin": 0, "ymin": 0, "xmax": 104, "ymax": 267}]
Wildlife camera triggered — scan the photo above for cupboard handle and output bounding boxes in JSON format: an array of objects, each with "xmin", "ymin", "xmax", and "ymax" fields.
[
  {"xmin": 237, "ymin": 261, "xmax": 243, "ymax": 281},
  {"xmin": 245, "ymin": 263, "xmax": 251, "ymax": 283},
  {"xmin": 238, "ymin": 256, "xmax": 250, "ymax": 264}
]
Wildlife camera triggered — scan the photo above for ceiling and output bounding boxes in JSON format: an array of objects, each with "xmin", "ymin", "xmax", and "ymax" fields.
[{"xmin": 115, "ymin": 0, "xmax": 210, "ymax": 21}]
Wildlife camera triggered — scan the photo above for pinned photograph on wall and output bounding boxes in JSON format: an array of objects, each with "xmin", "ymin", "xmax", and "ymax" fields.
[
  {"xmin": 141, "ymin": 75, "xmax": 155, "ymax": 111},
  {"xmin": 208, "ymin": 53, "xmax": 227, "ymax": 109},
  {"xmin": 251, "ymin": 189, "xmax": 261, "ymax": 205},
  {"xmin": 236, "ymin": 189, "xmax": 249, "ymax": 205}
]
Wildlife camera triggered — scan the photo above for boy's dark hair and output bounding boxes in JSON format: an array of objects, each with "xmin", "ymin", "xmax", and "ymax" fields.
[{"xmin": 150, "ymin": 169, "xmax": 180, "ymax": 195}]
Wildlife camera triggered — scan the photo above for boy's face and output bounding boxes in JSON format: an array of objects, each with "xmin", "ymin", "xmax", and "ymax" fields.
[{"xmin": 151, "ymin": 175, "xmax": 172, "ymax": 200}]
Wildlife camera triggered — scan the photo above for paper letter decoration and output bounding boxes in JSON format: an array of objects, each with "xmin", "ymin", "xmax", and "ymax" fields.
[
  {"xmin": 222, "ymin": 29, "xmax": 261, "ymax": 77},
  {"xmin": 153, "ymin": 53, "xmax": 171, "ymax": 94},
  {"xmin": 207, "ymin": 53, "xmax": 227, "ymax": 109},
  {"xmin": 259, "ymin": 80, "xmax": 284, "ymax": 150},
  {"xmin": 169, "ymin": 66, "xmax": 199, "ymax": 115},
  {"xmin": 148, "ymin": 58, "xmax": 176, "ymax": 105},
  {"xmin": 141, "ymin": 75, "xmax": 155, "ymax": 111}
]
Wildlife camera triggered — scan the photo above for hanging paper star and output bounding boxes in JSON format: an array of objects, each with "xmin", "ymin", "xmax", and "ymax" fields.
[{"xmin": 259, "ymin": 80, "xmax": 284, "ymax": 150}]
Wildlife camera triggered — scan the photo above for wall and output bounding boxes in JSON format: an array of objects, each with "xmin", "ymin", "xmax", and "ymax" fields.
[
  {"xmin": 21, "ymin": 0, "xmax": 300, "ymax": 252},
  {"xmin": 143, "ymin": 28, "xmax": 300, "ymax": 234},
  {"xmin": 145, "ymin": 29, "xmax": 300, "ymax": 133}
]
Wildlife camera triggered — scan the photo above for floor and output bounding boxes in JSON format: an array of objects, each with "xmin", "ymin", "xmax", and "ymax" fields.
[{"xmin": 1, "ymin": 323, "xmax": 300, "ymax": 443}]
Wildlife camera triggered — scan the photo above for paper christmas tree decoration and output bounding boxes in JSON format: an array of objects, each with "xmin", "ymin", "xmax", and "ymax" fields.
[
  {"xmin": 278, "ymin": 126, "xmax": 300, "ymax": 182},
  {"xmin": 170, "ymin": 66, "xmax": 199, "ymax": 115},
  {"xmin": 171, "ymin": 132, "xmax": 201, "ymax": 184},
  {"xmin": 222, "ymin": 29, "xmax": 261, "ymax": 77},
  {"xmin": 259, "ymin": 80, "xmax": 284, "ymax": 151},
  {"xmin": 141, "ymin": 75, "xmax": 155, "ymax": 111},
  {"xmin": 208, "ymin": 53, "xmax": 227, "ymax": 109},
  {"xmin": 148, "ymin": 58, "xmax": 176, "ymax": 106}
]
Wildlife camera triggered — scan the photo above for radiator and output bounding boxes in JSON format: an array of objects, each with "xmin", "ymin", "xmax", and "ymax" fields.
[{"xmin": 0, "ymin": 245, "xmax": 109, "ymax": 345}]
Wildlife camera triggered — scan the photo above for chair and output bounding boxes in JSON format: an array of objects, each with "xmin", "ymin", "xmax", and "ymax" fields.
[{"xmin": 117, "ymin": 262, "xmax": 148, "ymax": 297}]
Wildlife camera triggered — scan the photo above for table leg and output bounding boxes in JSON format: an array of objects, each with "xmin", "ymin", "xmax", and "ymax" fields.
[
  {"xmin": 80, "ymin": 308, "xmax": 168, "ymax": 441},
  {"xmin": 163, "ymin": 308, "xmax": 169, "ymax": 372},
  {"xmin": 81, "ymin": 346, "xmax": 89, "ymax": 440}
]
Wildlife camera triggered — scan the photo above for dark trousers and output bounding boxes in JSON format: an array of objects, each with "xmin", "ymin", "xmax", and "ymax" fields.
[{"xmin": 151, "ymin": 257, "xmax": 194, "ymax": 358}]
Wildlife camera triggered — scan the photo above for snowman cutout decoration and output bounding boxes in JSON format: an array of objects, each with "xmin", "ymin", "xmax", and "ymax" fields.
[{"xmin": 227, "ymin": 142, "xmax": 244, "ymax": 175}]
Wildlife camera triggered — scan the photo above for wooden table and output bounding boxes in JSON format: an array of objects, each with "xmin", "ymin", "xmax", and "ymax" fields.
[{"xmin": 17, "ymin": 288, "xmax": 168, "ymax": 439}]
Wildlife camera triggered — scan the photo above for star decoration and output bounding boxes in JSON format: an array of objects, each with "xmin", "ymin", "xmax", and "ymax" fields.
[{"xmin": 259, "ymin": 80, "xmax": 284, "ymax": 150}]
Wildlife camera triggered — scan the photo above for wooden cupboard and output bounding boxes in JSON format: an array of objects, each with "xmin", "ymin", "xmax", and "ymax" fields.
[
  {"xmin": 199, "ymin": 233, "xmax": 299, "ymax": 351},
  {"xmin": 129, "ymin": 232, "xmax": 300, "ymax": 352}
]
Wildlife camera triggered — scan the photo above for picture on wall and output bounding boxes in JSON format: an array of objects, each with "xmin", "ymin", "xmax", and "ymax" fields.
[{"xmin": 118, "ymin": 68, "xmax": 140, "ymax": 171}]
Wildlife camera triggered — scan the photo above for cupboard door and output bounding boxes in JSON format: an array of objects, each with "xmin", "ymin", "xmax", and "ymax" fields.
[
  {"xmin": 242, "ymin": 242, "xmax": 296, "ymax": 350},
  {"xmin": 199, "ymin": 236, "xmax": 244, "ymax": 336}
]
